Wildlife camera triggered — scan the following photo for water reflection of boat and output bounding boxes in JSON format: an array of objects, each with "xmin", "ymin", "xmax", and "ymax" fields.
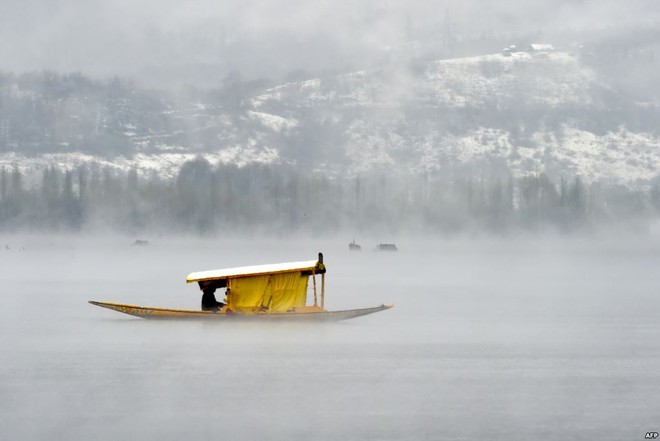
[{"xmin": 89, "ymin": 253, "xmax": 393, "ymax": 321}]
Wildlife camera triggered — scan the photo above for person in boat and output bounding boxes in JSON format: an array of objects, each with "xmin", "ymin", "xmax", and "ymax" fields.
[{"xmin": 201, "ymin": 287, "xmax": 225, "ymax": 311}]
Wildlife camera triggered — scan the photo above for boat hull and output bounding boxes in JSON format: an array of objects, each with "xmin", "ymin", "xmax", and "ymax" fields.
[{"xmin": 89, "ymin": 301, "xmax": 393, "ymax": 321}]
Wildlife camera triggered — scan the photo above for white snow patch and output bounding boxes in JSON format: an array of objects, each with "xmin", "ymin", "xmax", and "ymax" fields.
[
  {"xmin": 248, "ymin": 111, "xmax": 298, "ymax": 132},
  {"xmin": 410, "ymin": 126, "xmax": 660, "ymax": 187},
  {"xmin": 550, "ymin": 128, "xmax": 660, "ymax": 185},
  {"xmin": 344, "ymin": 122, "xmax": 396, "ymax": 174},
  {"xmin": 0, "ymin": 146, "xmax": 280, "ymax": 181},
  {"xmin": 424, "ymin": 51, "xmax": 594, "ymax": 108}
]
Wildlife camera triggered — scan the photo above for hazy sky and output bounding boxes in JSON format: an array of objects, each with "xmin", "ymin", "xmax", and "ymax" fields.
[{"xmin": 0, "ymin": 0, "xmax": 657, "ymax": 85}]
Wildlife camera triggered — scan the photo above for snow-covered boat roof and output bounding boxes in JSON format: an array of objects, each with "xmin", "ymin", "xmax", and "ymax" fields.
[{"xmin": 187, "ymin": 259, "xmax": 325, "ymax": 283}]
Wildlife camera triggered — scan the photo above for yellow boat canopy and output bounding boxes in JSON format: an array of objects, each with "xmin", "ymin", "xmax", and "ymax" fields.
[{"xmin": 186, "ymin": 254, "xmax": 326, "ymax": 313}]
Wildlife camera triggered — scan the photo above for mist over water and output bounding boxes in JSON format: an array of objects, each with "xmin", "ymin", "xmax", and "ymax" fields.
[
  {"xmin": 2, "ymin": 0, "xmax": 660, "ymax": 437},
  {"xmin": 1, "ymin": 234, "xmax": 659, "ymax": 440}
]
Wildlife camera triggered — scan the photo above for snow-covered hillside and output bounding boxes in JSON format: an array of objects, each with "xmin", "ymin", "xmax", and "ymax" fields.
[
  {"xmin": 249, "ymin": 50, "xmax": 660, "ymax": 185},
  {"xmin": 2, "ymin": 50, "xmax": 659, "ymax": 186}
]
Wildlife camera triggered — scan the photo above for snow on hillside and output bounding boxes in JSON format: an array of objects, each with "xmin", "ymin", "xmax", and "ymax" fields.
[
  {"xmin": 247, "ymin": 111, "xmax": 298, "ymax": 132},
  {"xmin": 2, "ymin": 50, "xmax": 659, "ymax": 187},
  {"xmin": 547, "ymin": 128, "xmax": 660, "ymax": 184},
  {"xmin": 384, "ymin": 125, "xmax": 660, "ymax": 185},
  {"xmin": 424, "ymin": 51, "xmax": 595, "ymax": 107},
  {"xmin": 247, "ymin": 50, "xmax": 660, "ymax": 185},
  {"xmin": 0, "ymin": 145, "xmax": 279, "ymax": 181}
]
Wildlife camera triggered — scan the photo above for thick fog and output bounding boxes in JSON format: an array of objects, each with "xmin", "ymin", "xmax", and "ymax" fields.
[
  {"xmin": 1, "ymin": 0, "xmax": 659, "ymax": 85},
  {"xmin": 1, "ymin": 235, "xmax": 660, "ymax": 439},
  {"xmin": 2, "ymin": 0, "xmax": 660, "ymax": 438}
]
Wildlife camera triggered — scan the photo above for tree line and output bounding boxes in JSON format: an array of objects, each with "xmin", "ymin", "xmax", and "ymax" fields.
[{"xmin": 1, "ymin": 158, "xmax": 659, "ymax": 235}]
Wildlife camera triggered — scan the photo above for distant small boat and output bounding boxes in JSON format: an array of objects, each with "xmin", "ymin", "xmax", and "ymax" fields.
[
  {"xmin": 133, "ymin": 240, "xmax": 149, "ymax": 246},
  {"xmin": 375, "ymin": 243, "xmax": 398, "ymax": 252},
  {"xmin": 89, "ymin": 253, "xmax": 392, "ymax": 321},
  {"xmin": 349, "ymin": 239, "xmax": 362, "ymax": 251}
]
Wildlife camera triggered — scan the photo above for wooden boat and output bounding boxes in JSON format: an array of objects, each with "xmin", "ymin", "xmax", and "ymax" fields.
[
  {"xmin": 89, "ymin": 253, "xmax": 393, "ymax": 321},
  {"xmin": 348, "ymin": 239, "xmax": 362, "ymax": 251},
  {"xmin": 376, "ymin": 243, "xmax": 398, "ymax": 251}
]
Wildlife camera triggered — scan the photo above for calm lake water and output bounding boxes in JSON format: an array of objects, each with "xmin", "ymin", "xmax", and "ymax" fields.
[{"xmin": 1, "ymin": 234, "xmax": 659, "ymax": 440}]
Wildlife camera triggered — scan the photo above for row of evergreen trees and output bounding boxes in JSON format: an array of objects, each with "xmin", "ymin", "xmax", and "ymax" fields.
[{"xmin": 1, "ymin": 158, "xmax": 659, "ymax": 235}]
